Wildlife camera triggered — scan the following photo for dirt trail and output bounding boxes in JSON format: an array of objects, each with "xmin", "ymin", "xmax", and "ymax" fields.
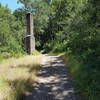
[{"xmin": 24, "ymin": 54, "xmax": 80, "ymax": 100}]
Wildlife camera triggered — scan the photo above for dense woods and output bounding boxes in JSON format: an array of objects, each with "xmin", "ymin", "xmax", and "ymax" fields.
[
  {"xmin": 0, "ymin": 5, "xmax": 25, "ymax": 59},
  {"xmin": 0, "ymin": 0, "xmax": 100, "ymax": 100}
]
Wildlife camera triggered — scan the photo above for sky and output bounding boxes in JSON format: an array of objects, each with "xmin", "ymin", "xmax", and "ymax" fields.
[{"xmin": 0, "ymin": 0, "xmax": 23, "ymax": 11}]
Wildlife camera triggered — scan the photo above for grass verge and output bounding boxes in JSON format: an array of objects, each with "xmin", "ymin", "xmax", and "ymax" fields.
[
  {"xmin": 0, "ymin": 55, "xmax": 43, "ymax": 100},
  {"xmin": 59, "ymin": 52, "xmax": 100, "ymax": 100}
]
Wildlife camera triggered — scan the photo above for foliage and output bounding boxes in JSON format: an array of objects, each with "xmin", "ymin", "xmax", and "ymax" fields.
[
  {"xmin": 0, "ymin": 5, "xmax": 25, "ymax": 58},
  {"xmin": 17, "ymin": 1, "xmax": 100, "ymax": 99},
  {"xmin": 63, "ymin": 53, "xmax": 100, "ymax": 100},
  {"xmin": 0, "ymin": 0, "xmax": 100, "ymax": 99},
  {"xmin": 18, "ymin": 0, "xmax": 62, "ymax": 49},
  {"xmin": 42, "ymin": 0, "xmax": 100, "ymax": 99}
]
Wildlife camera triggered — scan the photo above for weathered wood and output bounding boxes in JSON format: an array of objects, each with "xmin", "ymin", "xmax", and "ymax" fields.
[{"xmin": 25, "ymin": 12, "xmax": 35, "ymax": 54}]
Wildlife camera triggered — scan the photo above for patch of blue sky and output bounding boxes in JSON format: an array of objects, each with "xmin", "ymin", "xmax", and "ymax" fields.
[{"xmin": 0, "ymin": 0, "xmax": 23, "ymax": 11}]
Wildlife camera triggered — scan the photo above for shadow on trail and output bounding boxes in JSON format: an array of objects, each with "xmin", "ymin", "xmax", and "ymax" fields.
[{"xmin": 24, "ymin": 55, "xmax": 80, "ymax": 100}]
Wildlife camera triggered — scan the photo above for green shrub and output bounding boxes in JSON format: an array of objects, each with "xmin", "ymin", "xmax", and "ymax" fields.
[
  {"xmin": 0, "ymin": 5, "xmax": 25, "ymax": 59},
  {"xmin": 64, "ymin": 53, "xmax": 100, "ymax": 100}
]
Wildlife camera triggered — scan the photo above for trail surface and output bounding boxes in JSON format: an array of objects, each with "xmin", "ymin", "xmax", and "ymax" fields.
[{"xmin": 25, "ymin": 54, "xmax": 80, "ymax": 100}]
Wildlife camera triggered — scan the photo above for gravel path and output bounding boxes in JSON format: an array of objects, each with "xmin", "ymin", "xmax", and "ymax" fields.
[{"xmin": 24, "ymin": 54, "xmax": 80, "ymax": 100}]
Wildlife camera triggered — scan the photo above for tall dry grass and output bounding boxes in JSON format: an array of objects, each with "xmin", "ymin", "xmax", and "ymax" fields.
[{"xmin": 0, "ymin": 55, "xmax": 43, "ymax": 100}]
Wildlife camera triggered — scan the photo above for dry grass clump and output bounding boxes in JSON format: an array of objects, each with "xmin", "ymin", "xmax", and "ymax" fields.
[{"xmin": 0, "ymin": 55, "xmax": 43, "ymax": 100}]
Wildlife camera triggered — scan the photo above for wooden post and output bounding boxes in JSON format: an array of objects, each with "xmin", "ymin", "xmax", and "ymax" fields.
[{"xmin": 25, "ymin": 12, "xmax": 35, "ymax": 54}]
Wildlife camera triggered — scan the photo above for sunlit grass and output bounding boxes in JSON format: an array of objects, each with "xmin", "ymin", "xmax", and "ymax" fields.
[{"xmin": 0, "ymin": 55, "xmax": 43, "ymax": 100}]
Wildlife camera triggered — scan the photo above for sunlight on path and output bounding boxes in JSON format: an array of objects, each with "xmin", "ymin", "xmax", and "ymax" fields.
[{"xmin": 24, "ymin": 54, "xmax": 80, "ymax": 100}]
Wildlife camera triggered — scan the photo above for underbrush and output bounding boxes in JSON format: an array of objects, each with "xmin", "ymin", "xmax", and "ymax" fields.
[
  {"xmin": 0, "ymin": 52, "xmax": 25, "ymax": 62},
  {"xmin": 0, "ymin": 55, "xmax": 43, "ymax": 100},
  {"xmin": 32, "ymin": 50, "xmax": 42, "ymax": 56},
  {"xmin": 60, "ymin": 53, "xmax": 100, "ymax": 100},
  {"xmin": 0, "ymin": 50, "xmax": 41, "ymax": 62}
]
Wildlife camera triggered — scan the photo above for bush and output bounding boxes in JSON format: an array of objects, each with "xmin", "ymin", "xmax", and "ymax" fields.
[
  {"xmin": 0, "ymin": 5, "xmax": 25, "ymax": 59},
  {"xmin": 63, "ymin": 53, "xmax": 100, "ymax": 100}
]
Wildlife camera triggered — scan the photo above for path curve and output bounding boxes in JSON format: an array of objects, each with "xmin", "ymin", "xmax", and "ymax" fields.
[{"xmin": 24, "ymin": 54, "xmax": 80, "ymax": 100}]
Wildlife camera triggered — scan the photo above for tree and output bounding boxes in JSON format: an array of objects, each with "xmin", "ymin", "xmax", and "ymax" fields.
[{"xmin": 0, "ymin": 5, "xmax": 24, "ymax": 55}]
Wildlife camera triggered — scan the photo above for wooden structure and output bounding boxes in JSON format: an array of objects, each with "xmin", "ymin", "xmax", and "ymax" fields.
[{"xmin": 25, "ymin": 12, "xmax": 35, "ymax": 54}]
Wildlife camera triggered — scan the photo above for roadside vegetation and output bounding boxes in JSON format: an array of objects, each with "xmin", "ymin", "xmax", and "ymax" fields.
[
  {"xmin": 0, "ymin": 0, "xmax": 100, "ymax": 100},
  {"xmin": 58, "ymin": 52, "xmax": 100, "ymax": 100},
  {"xmin": 0, "ymin": 55, "xmax": 43, "ymax": 100},
  {"xmin": 0, "ymin": 5, "xmax": 25, "ymax": 60}
]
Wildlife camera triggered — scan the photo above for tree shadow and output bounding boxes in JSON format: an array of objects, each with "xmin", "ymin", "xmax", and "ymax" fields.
[{"xmin": 24, "ymin": 55, "xmax": 80, "ymax": 100}]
